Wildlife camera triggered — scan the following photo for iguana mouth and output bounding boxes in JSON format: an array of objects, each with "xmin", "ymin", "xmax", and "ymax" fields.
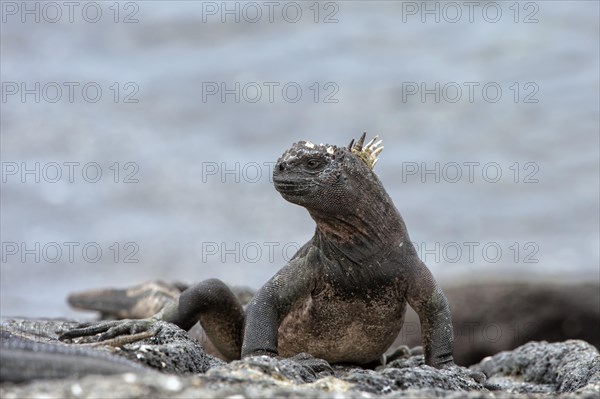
[{"xmin": 273, "ymin": 178, "xmax": 312, "ymax": 197}]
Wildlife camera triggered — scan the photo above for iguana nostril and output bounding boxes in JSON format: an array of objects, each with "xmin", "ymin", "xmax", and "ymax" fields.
[{"xmin": 278, "ymin": 162, "xmax": 286, "ymax": 171}]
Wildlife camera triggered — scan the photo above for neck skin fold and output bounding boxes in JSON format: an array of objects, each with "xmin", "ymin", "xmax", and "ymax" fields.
[{"xmin": 309, "ymin": 195, "xmax": 405, "ymax": 264}]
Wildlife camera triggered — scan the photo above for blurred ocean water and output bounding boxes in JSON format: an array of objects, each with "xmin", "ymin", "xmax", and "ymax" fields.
[{"xmin": 1, "ymin": 1, "xmax": 598, "ymax": 318}]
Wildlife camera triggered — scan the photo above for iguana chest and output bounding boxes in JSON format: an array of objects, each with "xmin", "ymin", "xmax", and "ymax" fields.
[{"xmin": 277, "ymin": 282, "xmax": 406, "ymax": 364}]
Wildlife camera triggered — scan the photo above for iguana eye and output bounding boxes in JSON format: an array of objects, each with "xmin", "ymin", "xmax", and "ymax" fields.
[{"xmin": 306, "ymin": 159, "xmax": 322, "ymax": 169}]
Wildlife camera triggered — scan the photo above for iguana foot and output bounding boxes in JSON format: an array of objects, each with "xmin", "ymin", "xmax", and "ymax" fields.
[
  {"xmin": 430, "ymin": 354, "xmax": 456, "ymax": 369},
  {"xmin": 289, "ymin": 352, "xmax": 334, "ymax": 377},
  {"xmin": 58, "ymin": 318, "xmax": 156, "ymax": 345},
  {"xmin": 243, "ymin": 351, "xmax": 334, "ymax": 378},
  {"xmin": 381, "ymin": 345, "xmax": 412, "ymax": 365}
]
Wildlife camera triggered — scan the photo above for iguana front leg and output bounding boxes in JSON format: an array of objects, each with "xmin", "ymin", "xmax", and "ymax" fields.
[
  {"xmin": 60, "ymin": 279, "xmax": 245, "ymax": 361},
  {"xmin": 414, "ymin": 283, "xmax": 455, "ymax": 367},
  {"xmin": 403, "ymin": 256, "xmax": 455, "ymax": 368},
  {"xmin": 241, "ymin": 256, "xmax": 315, "ymax": 358},
  {"xmin": 239, "ymin": 253, "xmax": 334, "ymax": 375}
]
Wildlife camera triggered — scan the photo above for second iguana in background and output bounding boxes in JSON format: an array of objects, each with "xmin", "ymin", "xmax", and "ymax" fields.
[{"xmin": 61, "ymin": 133, "xmax": 455, "ymax": 368}]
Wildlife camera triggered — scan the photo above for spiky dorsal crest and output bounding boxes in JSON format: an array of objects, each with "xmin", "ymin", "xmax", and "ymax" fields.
[{"xmin": 348, "ymin": 132, "xmax": 384, "ymax": 169}]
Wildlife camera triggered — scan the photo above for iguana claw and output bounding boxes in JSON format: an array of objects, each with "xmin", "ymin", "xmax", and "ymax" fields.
[{"xmin": 59, "ymin": 318, "xmax": 156, "ymax": 345}]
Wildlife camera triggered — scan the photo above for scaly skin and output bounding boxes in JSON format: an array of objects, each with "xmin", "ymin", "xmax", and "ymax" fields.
[
  {"xmin": 1, "ymin": 329, "xmax": 148, "ymax": 382},
  {"xmin": 61, "ymin": 133, "xmax": 455, "ymax": 368}
]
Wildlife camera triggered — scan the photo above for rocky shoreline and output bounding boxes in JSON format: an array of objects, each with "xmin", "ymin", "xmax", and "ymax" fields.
[{"xmin": 1, "ymin": 318, "xmax": 599, "ymax": 399}]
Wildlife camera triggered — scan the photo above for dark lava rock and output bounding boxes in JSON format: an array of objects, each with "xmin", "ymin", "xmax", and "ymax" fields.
[
  {"xmin": 338, "ymin": 356, "xmax": 484, "ymax": 395},
  {"xmin": 0, "ymin": 318, "xmax": 223, "ymax": 383},
  {"xmin": 1, "ymin": 318, "xmax": 599, "ymax": 399},
  {"xmin": 111, "ymin": 319, "xmax": 224, "ymax": 374},
  {"xmin": 0, "ymin": 328, "xmax": 147, "ymax": 383},
  {"xmin": 472, "ymin": 340, "xmax": 600, "ymax": 395},
  {"xmin": 3, "ymin": 281, "xmax": 600, "ymax": 398}
]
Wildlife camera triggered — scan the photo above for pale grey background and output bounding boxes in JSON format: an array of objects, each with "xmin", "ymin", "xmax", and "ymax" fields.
[{"xmin": 1, "ymin": 1, "xmax": 598, "ymax": 318}]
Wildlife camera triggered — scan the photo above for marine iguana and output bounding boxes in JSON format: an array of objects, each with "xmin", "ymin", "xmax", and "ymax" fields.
[{"xmin": 60, "ymin": 133, "xmax": 455, "ymax": 368}]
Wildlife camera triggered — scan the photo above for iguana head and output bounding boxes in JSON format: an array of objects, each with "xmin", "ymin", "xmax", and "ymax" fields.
[
  {"xmin": 273, "ymin": 133, "xmax": 383, "ymax": 212},
  {"xmin": 273, "ymin": 132, "xmax": 404, "ymax": 256}
]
